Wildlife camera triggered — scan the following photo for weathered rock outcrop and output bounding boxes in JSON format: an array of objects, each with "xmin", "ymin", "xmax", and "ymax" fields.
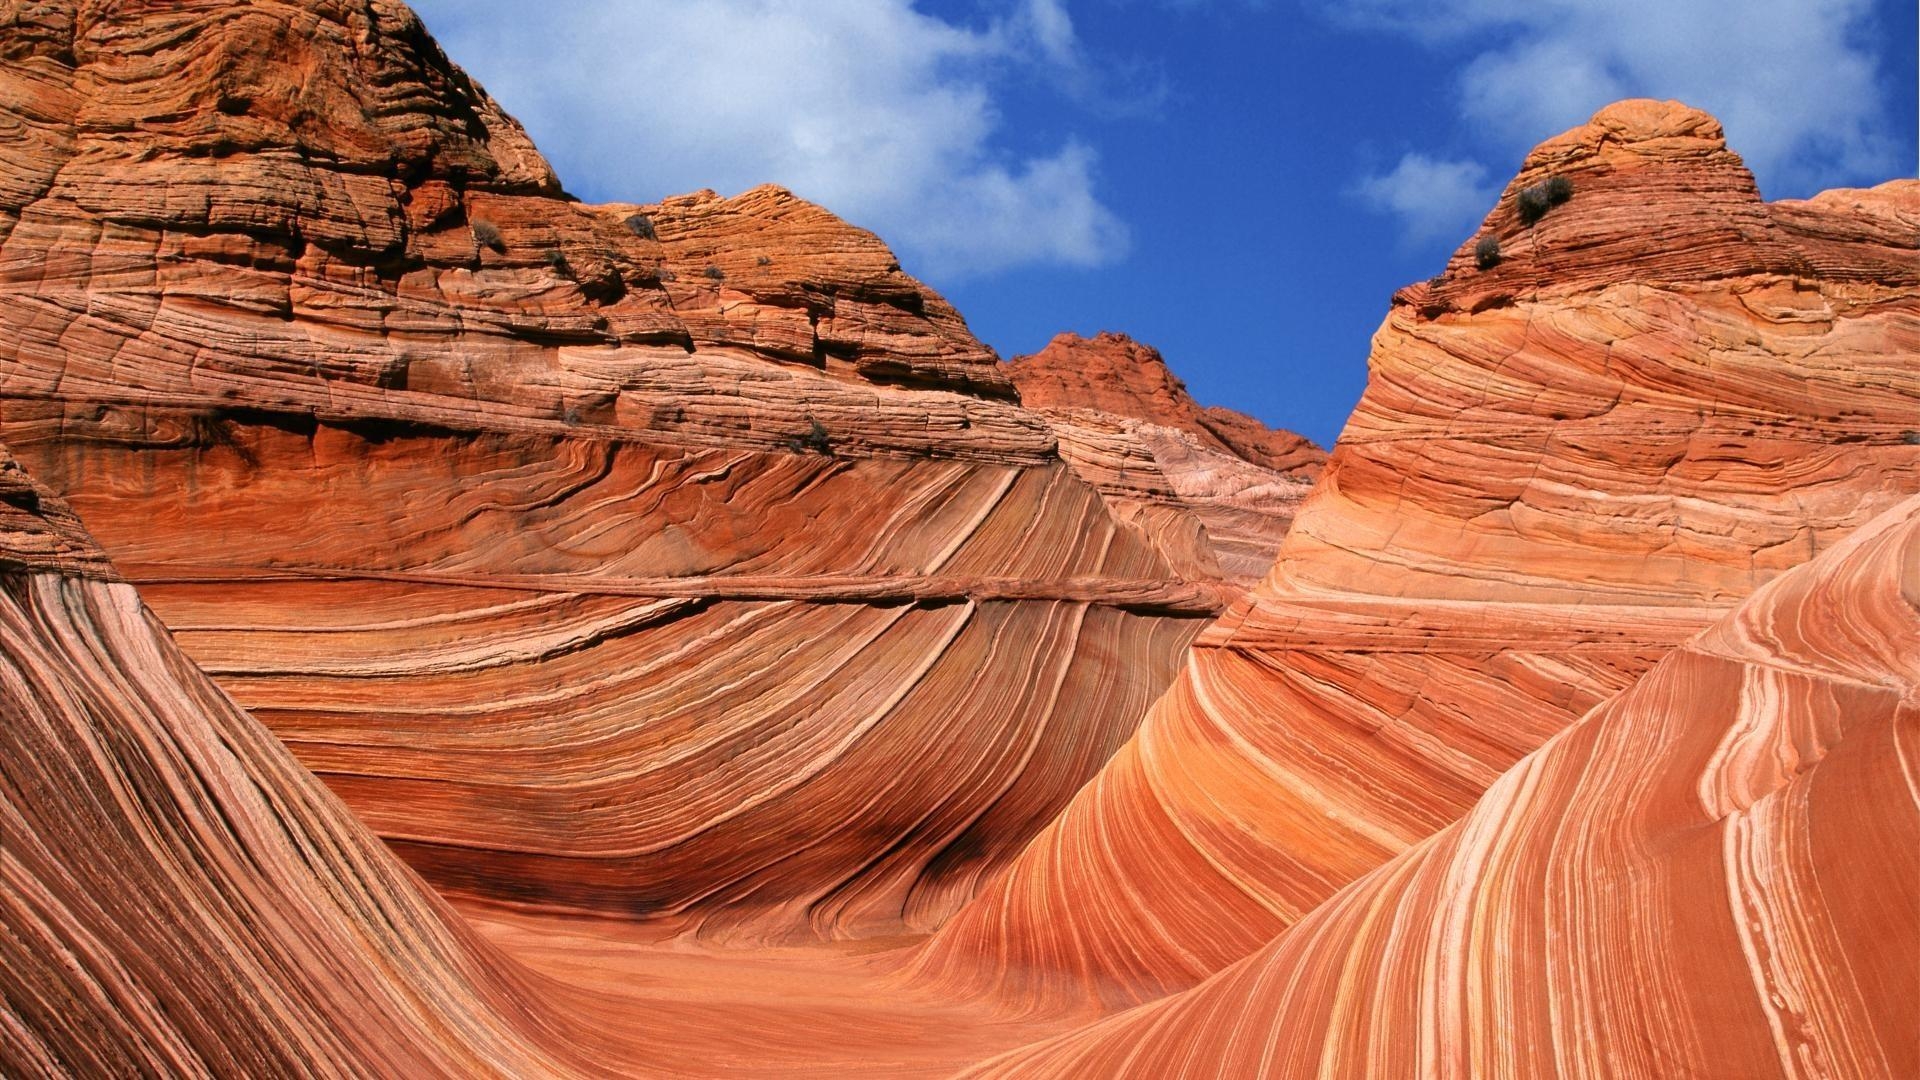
[
  {"xmin": 911, "ymin": 101, "xmax": 1920, "ymax": 1011},
  {"xmin": 970, "ymin": 493, "xmax": 1920, "ymax": 1077},
  {"xmin": 0, "ymin": 0, "xmax": 1236, "ymax": 943},
  {"xmin": 1006, "ymin": 333, "xmax": 1324, "ymax": 583}
]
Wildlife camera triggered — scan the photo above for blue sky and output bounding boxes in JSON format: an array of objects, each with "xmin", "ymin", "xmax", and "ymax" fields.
[{"xmin": 410, "ymin": 0, "xmax": 1917, "ymax": 448}]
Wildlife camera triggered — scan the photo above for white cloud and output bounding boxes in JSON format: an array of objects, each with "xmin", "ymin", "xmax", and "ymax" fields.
[
  {"xmin": 1336, "ymin": 0, "xmax": 1901, "ymax": 196},
  {"xmin": 408, "ymin": 0, "xmax": 1129, "ymax": 279},
  {"xmin": 1352, "ymin": 153, "xmax": 1497, "ymax": 244}
]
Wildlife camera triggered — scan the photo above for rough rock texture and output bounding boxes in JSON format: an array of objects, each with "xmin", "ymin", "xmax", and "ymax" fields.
[
  {"xmin": 1007, "ymin": 332, "xmax": 1325, "ymax": 476},
  {"xmin": 0, "ymin": 0, "xmax": 1238, "ymax": 943},
  {"xmin": 911, "ymin": 101, "xmax": 1920, "ymax": 1011},
  {"xmin": 1007, "ymin": 333, "xmax": 1325, "ymax": 583},
  {"xmin": 969, "ymin": 495, "xmax": 1920, "ymax": 1078}
]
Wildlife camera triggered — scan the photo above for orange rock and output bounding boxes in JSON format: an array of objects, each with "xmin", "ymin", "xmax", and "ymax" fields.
[
  {"xmin": 3, "ymin": 2, "xmax": 1916, "ymax": 1071},
  {"xmin": 969, "ymin": 495, "xmax": 1920, "ymax": 1077},
  {"xmin": 0, "ymin": 0, "xmax": 1258, "ymax": 944},
  {"xmin": 1007, "ymin": 332, "xmax": 1326, "ymax": 583},
  {"xmin": 910, "ymin": 101, "xmax": 1920, "ymax": 1012}
]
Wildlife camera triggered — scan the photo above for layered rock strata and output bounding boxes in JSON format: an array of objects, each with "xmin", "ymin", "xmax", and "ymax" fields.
[
  {"xmin": 1006, "ymin": 333, "xmax": 1325, "ymax": 583},
  {"xmin": 970, "ymin": 494, "xmax": 1920, "ymax": 1077},
  {"xmin": 911, "ymin": 101, "xmax": 1920, "ymax": 1011},
  {"xmin": 0, "ymin": 443, "xmax": 588, "ymax": 1077},
  {"xmin": 0, "ymin": 0, "xmax": 1241, "ymax": 941}
]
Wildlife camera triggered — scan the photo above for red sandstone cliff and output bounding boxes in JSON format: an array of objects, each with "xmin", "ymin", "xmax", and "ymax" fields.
[
  {"xmin": 1006, "ymin": 332, "xmax": 1325, "ymax": 583},
  {"xmin": 0, "ymin": 0, "xmax": 1265, "ymax": 947},
  {"xmin": 911, "ymin": 100, "xmax": 1920, "ymax": 1015},
  {"xmin": 1, "ymin": 3, "xmax": 1916, "ymax": 1074}
]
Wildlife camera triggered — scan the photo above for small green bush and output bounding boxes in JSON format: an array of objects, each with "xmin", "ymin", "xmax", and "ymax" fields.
[
  {"xmin": 623, "ymin": 213, "xmax": 657, "ymax": 240},
  {"xmin": 470, "ymin": 219, "xmax": 506, "ymax": 253},
  {"xmin": 703, "ymin": 265, "xmax": 725, "ymax": 282},
  {"xmin": 1475, "ymin": 236, "xmax": 1501, "ymax": 270},
  {"xmin": 785, "ymin": 417, "xmax": 832, "ymax": 455},
  {"xmin": 1517, "ymin": 174, "xmax": 1573, "ymax": 225}
]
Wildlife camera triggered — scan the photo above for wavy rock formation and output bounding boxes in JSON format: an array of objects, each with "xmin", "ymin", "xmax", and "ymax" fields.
[
  {"xmin": 0, "ymin": 0, "xmax": 1241, "ymax": 943},
  {"xmin": 5, "ymin": 2, "xmax": 1917, "ymax": 1071},
  {"xmin": 912, "ymin": 101, "xmax": 1920, "ymax": 1011},
  {"xmin": 1006, "ymin": 332, "xmax": 1324, "ymax": 583},
  {"xmin": 971, "ymin": 494, "xmax": 1920, "ymax": 1077},
  {"xmin": 0, "ymin": 442, "xmax": 1111, "ymax": 1079},
  {"xmin": 0, "ymin": 442, "xmax": 589, "ymax": 1077}
]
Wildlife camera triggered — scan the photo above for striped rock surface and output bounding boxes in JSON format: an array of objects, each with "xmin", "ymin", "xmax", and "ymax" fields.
[
  {"xmin": 969, "ymin": 494, "xmax": 1920, "ymax": 1078},
  {"xmin": 0, "ymin": 441, "xmax": 1111, "ymax": 1078},
  {"xmin": 1006, "ymin": 333, "xmax": 1325, "ymax": 584},
  {"xmin": 0, "ymin": 443, "xmax": 584, "ymax": 1077},
  {"xmin": 0, "ymin": 0, "xmax": 1297, "ymax": 942},
  {"xmin": 910, "ymin": 100, "xmax": 1920, "ymax": 1010}
]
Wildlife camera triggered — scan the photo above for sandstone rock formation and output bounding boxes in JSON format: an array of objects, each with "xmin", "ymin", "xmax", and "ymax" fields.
[
  {"xmin": 969, "ymin": 494, "xmax": 1920, "ymax": 1077},
  {"xmin": 1006, "ymin": 332, "xmax": 1324, "ymax": 583},
  {"xmin": 0, "ymin": 440, "xmax": 1102, "ymax": 1078},
  {"xmin": 0, "ymin": 0, "xmax": 1248, "ymax": 944},
  {"xmin": 0, "ymin": 442, "xmax": 583, "ymax": 1076},
  {"xmin": 3, "ymin": 2, "xmax": 1917, "ymax": 1072},
  {"xmin": 911, "ymin": 101, "xmax": 1920, "ymax": 1012}
]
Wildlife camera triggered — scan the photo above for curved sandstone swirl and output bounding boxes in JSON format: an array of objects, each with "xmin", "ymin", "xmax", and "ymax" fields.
[
  {"xmin": 0, "ymin": 445, "xmax": 1113, "ymax": 1078},
  {"xmin": 0, "ymin": 0, "xmax": 1261, "ymax": 941},
  {"xmin": 911, "ymin": 101, "xmax": 1920, "ymax": 1009},
  {"xmin": 970, "ymin": 495, "xmax": 1920, "ymax": 1077}
]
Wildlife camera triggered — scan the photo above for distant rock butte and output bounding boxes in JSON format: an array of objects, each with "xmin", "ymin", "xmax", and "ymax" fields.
[
  {"xmin": 1007, "ymin": 332, "xmax": 1326, "ymax": 583},
  {"xmin": 2, "ymin": 5, "xmax": 1916, "ymax": 1073},
  {"xmin": 1007, "ymin": 332, "xmax": 1325, "ymax": 476}
]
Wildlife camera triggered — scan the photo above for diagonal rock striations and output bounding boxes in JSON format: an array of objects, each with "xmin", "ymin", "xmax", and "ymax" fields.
[
  {"xmin": 969, "ymin": 493, "xmax": 1920, "ymax": 1077},
  {"xmin": 0, "ymin": 442, "xmax": 594, "ymax": 1077},
  {"xmin": 910, "ymin": 100, "xmax": 1920, "ymax": 1012}
]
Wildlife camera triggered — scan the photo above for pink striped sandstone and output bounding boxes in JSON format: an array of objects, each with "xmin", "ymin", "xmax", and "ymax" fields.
[{"xmin": 0, "ymin": 2, "xmax": 1915, "ymax": 1073}]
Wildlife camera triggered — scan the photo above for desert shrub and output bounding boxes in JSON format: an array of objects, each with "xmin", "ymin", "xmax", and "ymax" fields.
[
  {"xmin": 623, "ymin": 213, "xmax": 656, "ymax": 240},
  {"xmin": 1517, "ymin": 174, "xmax": 1573, "ymax": 225},
  {"xmin": 785, "ymin": 417, "xmax": 832, "ymax": 455},
  {"xmin": 1475, "ymin": 236, "xmax": 1501, "ymax": 270},
  {"xmin": 756, "ymin": 255, "xmax": 772, "ymax": 266},
  {"xmin": 1903, "ymin": 430, "xmax": 1920, "ymax": 445},
  {"xmin": 703, "ymin": 265, "xmax": 725, "ymax": 282},
  {"xmin": 470, "ymin": 219, "xmax": 505, "ymax": 252}
]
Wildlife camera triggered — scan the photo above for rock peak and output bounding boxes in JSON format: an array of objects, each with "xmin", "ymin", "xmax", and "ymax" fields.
[
  {"xmin": 1005, "ymin": 332, "xmax": 1325, "ymax": 477},
  {"xmin": 1582, "ymin": 98, "xmax": 1726, "ymax": 147}
]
